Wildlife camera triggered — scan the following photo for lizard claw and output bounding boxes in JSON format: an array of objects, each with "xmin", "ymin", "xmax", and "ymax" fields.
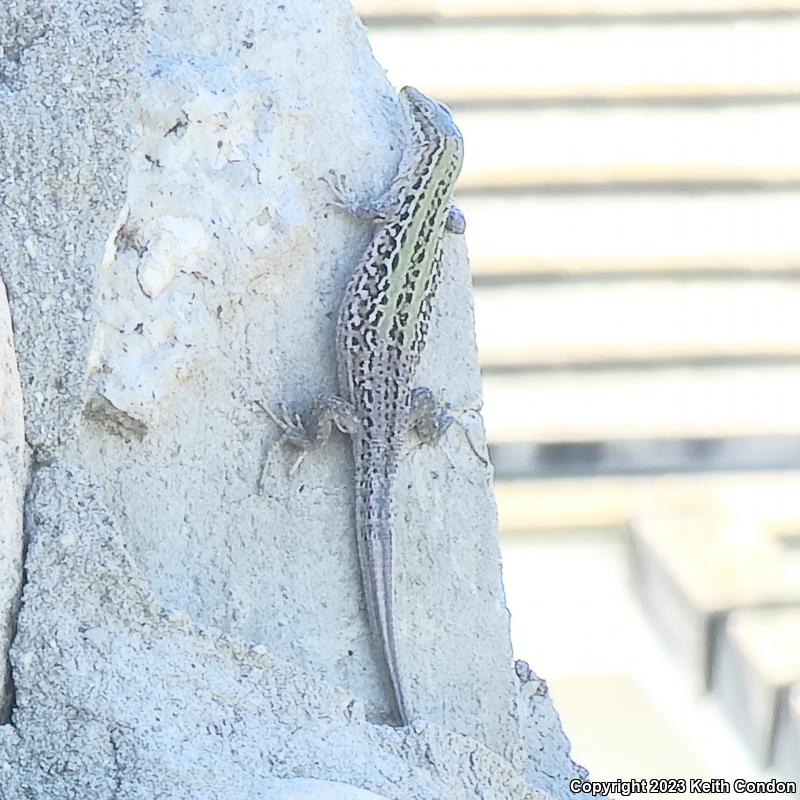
[
  {"xmin": 254, "ymin": 395, "xmax": 360, "ymax": 489},
  {"xmin": 320, "ymin": 170, "xmax": 389, "ymax": 222},
  {"xmin": 254, "ymin": 401, "xmax": 294, "ymax": 436},
  {"xmin": 319, "ymin": 170, "xmax": 352, "ymax": 210},
  {"xmin": 253, "ymin": 400, "xmax": 313, "ymax": 491}
]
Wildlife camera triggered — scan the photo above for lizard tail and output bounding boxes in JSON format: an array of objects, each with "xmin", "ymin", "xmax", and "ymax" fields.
[{"xmin": 354, "ymin": 465, "xmax": 409, "ymax": 726}]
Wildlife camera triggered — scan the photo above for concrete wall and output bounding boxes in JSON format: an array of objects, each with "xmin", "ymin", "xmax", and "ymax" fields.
[{"xmin": 0, "ymin": 1, "xmax": 586, "ymax": 796}]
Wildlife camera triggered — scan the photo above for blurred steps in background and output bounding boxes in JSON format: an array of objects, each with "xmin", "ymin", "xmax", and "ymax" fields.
[
  {"xmin": 355, "ymin": 0, "xmax": 800, "ymax": 18},
  {"xmin": 629, "ymin": 509, "xmax": 800, "ymax": 771},
  {"xmin": 366, "ymin": 19, "xmax": 800, "ymax": 103},
  {"xmin": 714, "ymin": 608, "xmax": 800, "ymax": 767},
  {"xmin": 465, "ymin": 193, "xmax": 800, "ymax": 277},
  {"xmin": 354, "ymin": 0, "xmax": 800, "ymax": 776}
]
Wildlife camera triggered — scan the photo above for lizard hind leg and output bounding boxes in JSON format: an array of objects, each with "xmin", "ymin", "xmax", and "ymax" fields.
[
  {"xmin": 408, "ymin": 386, "xmax": 454, "ymax": 446},
  {"xmin": 255, "ymin": 396, "xmax": 361, "ymax": 490},
  {"xmin": 408, "ymin": 388, "xmax": 488, "ymax": 467}
]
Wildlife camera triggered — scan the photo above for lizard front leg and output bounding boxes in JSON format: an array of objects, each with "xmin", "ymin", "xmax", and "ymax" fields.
[
  {"xmin": 322, "ymin": 171, "xmax": 398, "ymax": 222},
  {"xmin": 323, "ymin": 171, "xmax": 465, "ymax": 233},
  {"xmin": 445, "ymin": 203, "xmax": 466, "ymax": 234}
]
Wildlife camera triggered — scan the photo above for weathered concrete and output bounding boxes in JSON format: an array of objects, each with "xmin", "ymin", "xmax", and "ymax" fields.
[
  {"xmin": 0, "ymin": 0, "xmax": 143, "ymax": 458},
  {"xmin": 1, "ymin": 463, "xmax": 548, "ymax": 799},
  {"xmin": 254, "ymin": 779, "xmax": 390, "ymax": 800},
  {"xmin": 0, "ymin": 0, "xmax": 587, "ymax": 796},
  {"xmin": 0, "ymin": 278, "xmax": 25, "ymax": 723}
]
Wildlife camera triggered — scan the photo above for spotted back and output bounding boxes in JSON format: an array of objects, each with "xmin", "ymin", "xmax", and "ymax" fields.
[{"xmin": 336, "ymin": 87, "xmax": 464, "ymax": 441}]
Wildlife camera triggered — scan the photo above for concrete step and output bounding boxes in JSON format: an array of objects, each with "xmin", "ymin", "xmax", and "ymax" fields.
[
  {"xmin": 629, "ymin": 511, "xmax": 800, "ymax": 690},
  {"xmin": 461, "ymin": 191, "xmax": 800, "ymax": 277},
  {"xmin": 494, "ymin": 471, "xmax": 800, "ymax": 532},
  {"xmin": 474, "ymin": 279, "xmax": 800, "ymax": 367},
  {"xmin": 501, "ymin": 523, "xmax": 766, "ymax": 778},
  {"xmin": 482, "ymin": 365, "xmax": 800, "ymax": 443},
  {"xmin": 457, "ymin": 105, "xmax": 800, "ymax": 190},
  {"xmin": 489, "ymin": 435, "xmax": 800, "ymax": 480},
  {"xmin": 355, "ymin": 0, "xmax": 800, "ymax": 21},
  {"xmin": 368, "ymin": 20, "xmax": 800, "ymax": 103},
  {"xmin": 774, "ymin": 685, "xmax": 800, "ymax": 779},
  {"xmin": 714, "ymin": 608, "xmax": 800, "ymax": 767}
]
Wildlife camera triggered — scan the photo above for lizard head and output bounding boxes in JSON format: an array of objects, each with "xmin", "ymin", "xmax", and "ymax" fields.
[{"xmin": 399, "ymin": 85, "xmax": 464, "ymax": 181}]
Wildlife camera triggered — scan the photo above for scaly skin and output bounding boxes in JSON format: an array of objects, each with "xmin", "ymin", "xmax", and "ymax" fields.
[{"xmin": 267, "ymin": 86, "xmax": 464, "ymax": 725}]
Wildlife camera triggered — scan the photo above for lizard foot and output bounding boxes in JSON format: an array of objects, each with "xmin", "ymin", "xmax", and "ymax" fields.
[
  {"xmin": 408, "ymin": 388, "xmax": 488, "ymax": 467},
  {"xmin": 254, "ymin": 397, "xmax": 361, "ymax": 490},
  {"xmin": 408, "ymin": 387, "xmax": 454, "ymax": 446},
  {"xmin": 445, "ymin": 203, "xmax": 466, "ymax": 234},
  {"xmin": 321, "ymin": 171, "xmax": 464, "ymax": 234},
  {"xmin": 320, "ymin": 170, "xmax": 397, "ymax": 222}
]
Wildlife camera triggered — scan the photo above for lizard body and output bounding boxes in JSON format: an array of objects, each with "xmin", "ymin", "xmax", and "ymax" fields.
[{"xmin": 266, "ymin": 86, "xmax": 465, "ymax": 725}]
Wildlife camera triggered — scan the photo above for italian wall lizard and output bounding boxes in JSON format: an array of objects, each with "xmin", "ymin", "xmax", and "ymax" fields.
[{"xmin": 265, "ymin": 86, "xmax": 466, "ymax": 725}]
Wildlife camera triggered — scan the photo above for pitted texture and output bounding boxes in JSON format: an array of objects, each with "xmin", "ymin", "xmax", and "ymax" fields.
[
  {"xmin": 0, "ymin": 0, "xmax": 144, "ymax": 456},
  {"xmin": 0, "ymin": 276, "xmax": 25, "ymax": 723},
  {"xmin": 0, "ymin": 463, "xmax": 549, "ymax": 800},
  {"xmin": 1, "ymin": 0, "xmax": 588, "ymax": 795}
]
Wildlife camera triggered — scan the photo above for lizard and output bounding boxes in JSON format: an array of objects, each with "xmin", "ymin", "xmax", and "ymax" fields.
[{"xmin": 263, "ymin": 86, "xmax": 466, "ymax": 725}]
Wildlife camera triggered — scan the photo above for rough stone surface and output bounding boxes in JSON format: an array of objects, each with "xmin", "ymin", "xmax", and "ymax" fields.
[
  {"xmin": 0, "ymin": 0, "xmax": 144, "ymax": 457},
  {"xmin": 0, "ymin": 0, "xmax": 588, "ymax": 796},
  {"xmin": 1, "ymin": 464, "xmax": 547, "ymax": 800},
  {"xmin": 0, "ymin": 278, "xmax": 25, "ymax": 723},
  {"xmin": 251, "ymin": 779, "xmax": 391, "ymax": 800},
  {"xmin": 68, "ymin": 0, "xmax": 516, "ymax": 746}
]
